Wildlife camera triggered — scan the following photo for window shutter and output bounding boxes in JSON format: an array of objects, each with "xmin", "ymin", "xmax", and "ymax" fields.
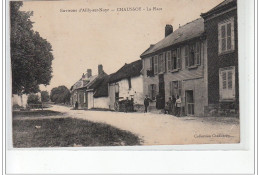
[
  {"xmin": 218, "ymin": 24, "xmax": 222, "ymax": 54},
  {"xmin": 178, "ymin": 80, "xmax": 182, "ymax": 96},
  {"xmin": 177, "ymin": 48, "xmax": 182, "ymax": 69},
  {"xmin": 154, "ymin": 84, "xmax": 157, "ymax": 96},
  {"xmin": 222, "ymin": 71, "xmax": 227, "ymax": 89},
  {"xmin": 150, "ymin": 57, "xmax": 153, "ymax": 70},
  {"xmin": 196, "ymin": 42, "xmax": 201, "ymax": 65},
  {"xmin": 162, "ymin": 52, "xmax": 166, "ymax": 72},
  {"xmin": 232, "ymin": 67, "xmax": 235, "ymax": 97},
  {"xmin": 185, "ymin": 45, "xmax": 189, "ymax": 67},
  {"xmin": 169, "ymin": 82, "xmax": 172, "ymax": 96},
  {"xmin": 227, "ymin": 71, "xmax": 232, "ymax": 89},
  {"xmin": 154, "ymin": 56, "xmax": 158, "ymax": 74},
  {"xmin": 148, "ymin": 85, "xmax": 151, "ymax": 98},
  {"xmin": 231, "ymin": 18, "xmax": 235, "ymax": 51},
  {"xmin": 219, "ymin": 70, "xmax": 223, "ymax": 100},
  {"xmin": 167, "ymin": 51, "xmax": 171, "ymax": 71}
]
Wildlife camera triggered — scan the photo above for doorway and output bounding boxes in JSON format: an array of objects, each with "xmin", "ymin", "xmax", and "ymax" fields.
[
  {"xmin": 157, "ymin": 74, "xmax": 165, "ymax": 109},
  {"xmin": 185, "ymin": 90, "xmax": 194, "ymax": 115}
]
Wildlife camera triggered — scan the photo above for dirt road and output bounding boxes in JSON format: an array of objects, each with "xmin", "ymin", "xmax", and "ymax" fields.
[{"xmin": 49, "ymin": 105, "xmax": 240, "ymax": 145}]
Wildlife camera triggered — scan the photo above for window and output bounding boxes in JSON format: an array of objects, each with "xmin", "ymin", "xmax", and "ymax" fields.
[
  {"xmin": 166, "ymin": 51, "xmax": 171, "ymax": 71},
  {"xmin": 127, "ymin": 77, "xmax": 132, "ymax": 89},
  {"xmin": 171, "ymin": 50, "xmax": 177, "ymax": 70},
  {"xmin": 148, "ymin": 84, "xmax": 157, "ymax": 100},
  {"xmin": 170, "ymin": 81, "xmax": 182, "ymax": 97},
  {"xmin": 219, "ymin": 67, "xmax": 235, "ymax": 101},
  {"xmin": 154, "ymin": 55, "xmax": 158, "ymax": 74},
  {"xmin": 218, "ymin": 17, "xmax": 235, "ymax": 54},
  {"xmin": 177, "ymin": 48, "xmax": 182, "ymax": 69},
  {"xmin": 188, "ymin": 42, "xmax": 200, "ymax": 67}
]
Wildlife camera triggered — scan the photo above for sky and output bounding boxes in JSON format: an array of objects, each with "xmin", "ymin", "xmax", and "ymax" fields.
[{"xmin": 20, "ymin": 0, "xmax": 223, "ymax": 92}]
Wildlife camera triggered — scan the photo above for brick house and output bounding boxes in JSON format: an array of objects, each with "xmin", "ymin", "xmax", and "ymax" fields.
[
  {"xmin": 140, "ymin": 18, "xmax": 208, "ymax": 116},
  {"xmin": 70, "ymin": 65, "xmax": 107, "ymax": 109},
  {"xmin": 201, "ymin": 0, "xmax": 239, "ymax": 114},
  {"xmin": 108, "ymin": 60, "xmax": 143, "ymax": 111}
]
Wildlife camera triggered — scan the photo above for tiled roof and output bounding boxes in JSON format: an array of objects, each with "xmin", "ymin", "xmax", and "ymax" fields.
[
  {"xmin": 140, "ymin": 18, "xmax": 204, "ymax": 58},
  {"xmin": 201, "ymin": 0, "xmax": 236, "ymax": 17},
  {"xmin": 71, "ymin": 74, "xmax": 100, "ymax": 91},
  {"xmin": 109, "ymin": 60, "xmax": 142, "ymax": 83}
]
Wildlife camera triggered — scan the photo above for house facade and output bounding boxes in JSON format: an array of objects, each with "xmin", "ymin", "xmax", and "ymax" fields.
[
  {"xmin": 108, "ymin": 60, "xmax": 143, "ymax": 111},
  {"xmin": 140, "ymin": 18, "xmax": 208, "ymax": 116},
  {"xmin": 70, "ymin": 65, "xmax": 107, "ymax": 109},
  {"xmin": 201, "ymin": 0, "xmax": 239, "ymax": 114}
]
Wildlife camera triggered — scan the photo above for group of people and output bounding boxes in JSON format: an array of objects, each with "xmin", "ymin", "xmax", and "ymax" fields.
[
  {"xmin": 165, "ymin": 95, "xmax": 182, "ymax": 117},
  {"xmin": 144, "ymin": 95, "xmax": 182, "ymax": 117}
]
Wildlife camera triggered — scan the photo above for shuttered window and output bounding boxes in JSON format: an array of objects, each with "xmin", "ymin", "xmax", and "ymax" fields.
[
  {"xmin": 219, "ymin": 67, "xmax": 235, "ymax": 101},
  {"xmin": 218, "ymin": 17, "xmax": 235, "ymax": 54},
  {"xmin": 170, "ymin": 81, "xmax": 182, "ymax": 97}
]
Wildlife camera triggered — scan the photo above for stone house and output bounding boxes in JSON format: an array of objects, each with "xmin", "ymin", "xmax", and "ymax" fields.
[
  {"xmin": 70, "ymin": 65, "xmax": 107, "ymax": 109},
  {"xmin": 140, "ymin": 18, "xmax": 208, "ymax": 116},
  {"xmin": 201, "ymin": 0, "xmax": 239, "ymax": 114},
  {"xmin": 108, "ymin": 60, "xmax": 143, "ymax": 111}
]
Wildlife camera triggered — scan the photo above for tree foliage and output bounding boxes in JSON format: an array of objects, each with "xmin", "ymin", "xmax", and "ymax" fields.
[
  {"xmin": 50, "ymin": 86, "xmax": 70, "ymax": 104},
  {"xmin": 27, "ymin": 94, "xmax": 40, "ymax": 104},
  {"xmin": 41, "ymin": 91, "xmax": 50, "ymax": 102},
  {"xmin": 11, "ymin": 1, "xmax": 53, "ymax": 95}
]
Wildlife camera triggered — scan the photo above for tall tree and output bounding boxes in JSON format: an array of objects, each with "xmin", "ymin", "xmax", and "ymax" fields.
[
  {"xmin": 50, "ymin": 86, "xmax": 70, "ymax": 104},
  {"xmin": 11, "ymin": 1, "xmax": 53, "ymax": 95}
]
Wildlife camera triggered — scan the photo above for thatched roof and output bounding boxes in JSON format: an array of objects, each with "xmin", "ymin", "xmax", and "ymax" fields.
[{"xmin": 109, "ymin": 60, "xmax": 142, "ymax": 83}]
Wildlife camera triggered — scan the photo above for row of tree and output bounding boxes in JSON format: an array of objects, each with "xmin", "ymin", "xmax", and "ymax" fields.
[{"xmin": 27, "ymin": 86, "xmax": 71, "ymax": 104}]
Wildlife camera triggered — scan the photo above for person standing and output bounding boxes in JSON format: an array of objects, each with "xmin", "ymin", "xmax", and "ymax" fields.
[
  {"xmin": 175, "ymin": 95, "xmax": 182, "ymax": 117},
  {"xmin": 166, "ymin": 97, "xmax": 173, "ymax": 114},
  {"xmin": 144, "ymin": 95, "xmax": 150, "ymax": 113},
  {"xmin": 171, "ymin": 95, "xmax": 176, "ymax": 115}
]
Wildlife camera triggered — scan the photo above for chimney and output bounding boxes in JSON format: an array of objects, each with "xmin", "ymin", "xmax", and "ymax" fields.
[
  {"xmin": 86, "ymin": 69, "xmax": 92, "ymax": 78},
  {"xmin": 98, "ymin": 64, "xmax": 103, "ymax": 75},
  {"xmin": 165, "ymin": 24, "xmax": 173, "ymax": 37},
  {"xmin": 82, "ymin": 73, "xmax": 85, "ymax": 78}
]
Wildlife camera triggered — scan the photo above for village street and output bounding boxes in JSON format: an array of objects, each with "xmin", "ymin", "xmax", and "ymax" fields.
[{"xmin": 49, "ymin": 105, "xmax": 240, "ymax": 145}]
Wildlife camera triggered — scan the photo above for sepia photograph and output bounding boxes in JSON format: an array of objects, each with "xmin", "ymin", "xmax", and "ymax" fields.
[{"xmin": 10, "ymin": 0, "xmax": 240, "ymax": 148}]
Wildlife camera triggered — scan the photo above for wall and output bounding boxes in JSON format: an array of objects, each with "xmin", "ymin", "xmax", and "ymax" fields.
[
  {"xmin": 108, "ymin": 84, "xmax": 116, "ymax": 110},
  {"xmin": 93, "ymin": 97, "xmax": 109, "ymax": 109},
  {"xmin": 117, "ymin": 76, "xmax": 144, "ymax": 105},
  {"xmin": 205, "ymin": 9, "xmax": 239, "ymax": 106},
  {"xmin": 87, "ymin": 91, "xmax": 94, "ymax": 109},
  {"xmin": 12, "ymin": 94, "xmax": 28, "ymax": 108}
]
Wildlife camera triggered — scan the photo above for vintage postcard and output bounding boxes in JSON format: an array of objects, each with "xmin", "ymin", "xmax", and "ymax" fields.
[{"xmin": 10, "ymin": 0, "xmax": 240, "ymax": 148}]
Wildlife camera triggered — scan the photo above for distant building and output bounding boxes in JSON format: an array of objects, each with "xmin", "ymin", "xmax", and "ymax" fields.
[
  {"xmin": 108, "ymin": 60, "xmax": 143, "ymax": 111},
  {"xmin": 70, "ymin": 65, "xmax": 107, "ymax": 109},
  {"xmin": 201, "ymin": 0, "xmax": 239, "ymax": 113},
  {"xmin": 140, "ymin": 18, "xmax": 208, "ymax": 116}
]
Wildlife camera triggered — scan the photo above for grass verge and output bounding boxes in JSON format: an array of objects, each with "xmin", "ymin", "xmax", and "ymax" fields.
[{"xmin": 13, "ymin": 118, "xmax": 141, "ymax": 147}]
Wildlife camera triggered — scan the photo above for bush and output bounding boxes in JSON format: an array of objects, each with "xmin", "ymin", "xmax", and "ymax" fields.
[{"xmin": 27, "ymin": 94, "xmax": 41, "ymax": 104}]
